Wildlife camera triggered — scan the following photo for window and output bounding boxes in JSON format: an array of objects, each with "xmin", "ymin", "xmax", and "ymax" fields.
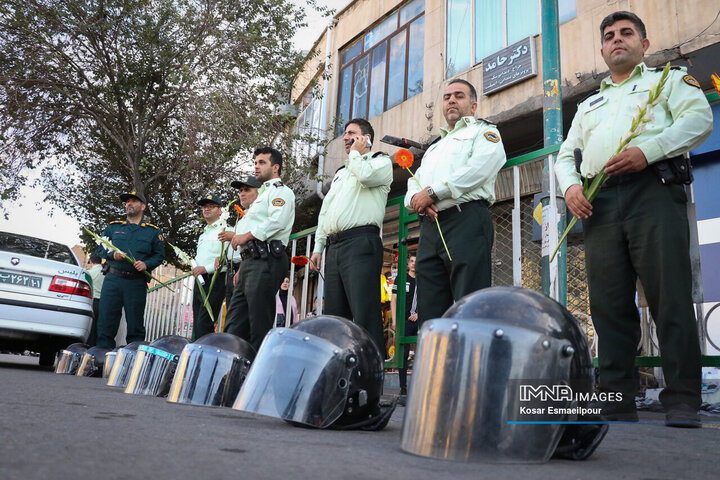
[
  {"xmin": 336, "ymin": 0, "xmax": 425, "ymax": 135},
  {"xmin": 446, "ymin": 0, "xmax": 576, "ymax": 78},
  {"xmin": 292, "ymin": 79, "xmax": 325, "ymax": 161}
]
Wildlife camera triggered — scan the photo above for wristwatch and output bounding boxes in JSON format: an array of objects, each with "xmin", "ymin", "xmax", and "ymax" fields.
[{"xmin": 426, "ymin": 186, "xmax": 439, "ymax": 202}]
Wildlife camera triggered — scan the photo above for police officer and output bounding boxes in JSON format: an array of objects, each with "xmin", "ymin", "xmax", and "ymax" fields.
[
  {"xmin": 223, "ymin": 147, "xmax": 295, "ymax": 351},
  {"xmin": 404, "ymin": 79, "xmax": 506, "ymax": 325},
  {"xmin": 554, "ymin": 11, "xmax": 712, "ymax": 427},
  {"xmin": 94, "ymin": 191, "xmax": 165, "ymax": 349},
  {"xmin": 191, "ymin": 193, "xmax": 227, "ymax": 340},
  {"xmin": 220, "ymin": 176, "xmax": 261, "ymax": 306},
  {"xmin": 309, "ymin": 118, "xmax": 392, "ymax": 351}
]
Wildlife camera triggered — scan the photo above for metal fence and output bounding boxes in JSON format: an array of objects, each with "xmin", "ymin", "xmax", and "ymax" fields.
[{"xmin": 144, "ymin": 272, "xmax": 194, "ymax": 341}]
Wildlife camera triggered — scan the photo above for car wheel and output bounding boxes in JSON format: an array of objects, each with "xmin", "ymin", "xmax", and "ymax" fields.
[{"xmin": 39, "ymin": 349, "xmax": 57, "ymax": 367}]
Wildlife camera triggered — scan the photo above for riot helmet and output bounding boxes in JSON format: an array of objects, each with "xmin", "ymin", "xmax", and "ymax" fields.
[
  {"xmin": 125, "ymin": 335, "xmax": 189, "ymax": 396},
  {"xmin": 76, "ymin": 347, "xmax": 111, "ymax": 377},
  {"xmin": 167, "ymin": 333, "xmax": 255, "ymax": 407},
  {"xmin": 103, "ymin": 348, "xmax": 120, "ymax": 378},
  {"xmin": 55, "ymin": 343, "xmax": 89, "ymax": 374},
  {"xmin": 106, "ymin": 341, "xmax": 149, "ymax": 388},
  {"xmin": 400, "ymin": 287, "xmax": 607, "ymax": 463},
  {"xmin": 234, "ymin": 316, "xmax": 395, "ymax": 430}
]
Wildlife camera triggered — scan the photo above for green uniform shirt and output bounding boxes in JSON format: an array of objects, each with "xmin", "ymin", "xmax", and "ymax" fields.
[
  {"xmin": 313, "ymin": 150, "xmax": 392, "ymax": 253},
  {"xmin": 195, "ymin": 218, "xmax": 227, "ymax": 274},
  {"xmin": 555, "ymin": 62, "xmax": 713, "ymax": 194},
  {"xmin": 404, "ymin": 116, "xmax": 506, "ymax": 210},
  {"xmin": 235, "ymin": 178, "xmax": 295, "ymax": 245},
  {"xmin": 88, "ymin": 264, "xmax": 104, "ymax": 299},
  {"xmin": 94, "ymin": 220, "xmax": 165, "ymax": 273}
]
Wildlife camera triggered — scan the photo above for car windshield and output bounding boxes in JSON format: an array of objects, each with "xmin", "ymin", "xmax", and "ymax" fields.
[{"xmin": 0, "ymin": 232, "xmax": 78, "ymax": 265}]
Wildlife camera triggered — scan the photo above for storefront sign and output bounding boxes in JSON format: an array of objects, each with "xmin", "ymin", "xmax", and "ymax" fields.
[{"xmin": 482, "ymin": 36, "xmax": 537, "ymax": 95}]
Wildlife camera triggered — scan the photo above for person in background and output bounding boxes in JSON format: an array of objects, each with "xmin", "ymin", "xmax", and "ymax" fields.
[
  {"xmin": 86, "ymin": 254, "xmax": 105, "ymax": 346},
  {"xmin": 391, "ymin": 253, "xmax": 417, "ymax": 404},
  {"xmin": 275, "ymin": 276, "xmax": 298, "ymax": 327}
]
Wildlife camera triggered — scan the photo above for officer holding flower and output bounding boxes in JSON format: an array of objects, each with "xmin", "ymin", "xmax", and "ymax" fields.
[
  {"xmin": 94, "ymin": 191, "xmax": 165, "ymax": 349},
  {"xmin": 554, "ymin": 11, "xmax": 713, "ymax": 427},
  {"xmin": 191, "ymin": 193, "xmax": 227, "ymax": 339}
]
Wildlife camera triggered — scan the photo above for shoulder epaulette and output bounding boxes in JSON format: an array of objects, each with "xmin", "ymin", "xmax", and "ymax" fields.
[
  {"xmin": 650, "ymin": 65, "xmax": 683, "ymax": 71},
  {"xmin": 372, "ymin": 151, "xmax": 388, "ymax": 158},
  {"xmin": 577, "ymin": 89, "xmax": 601, "ymax": 106},
  {"xmin": 335, "ymin": 165, "xmax": 346, "ymax": 174},
  {"xmin": 274, "ymin": 181, "xmax": 284, "ymax": 187},
  {"xmin": 425, "ymin": 136, "xmax": 441, "ymax": 149},
  {"xmin": 477, "ymin": 117, "xmax": 496, "ymax": 126},
  {"xmin": 109, "ymin": 220, "xmax": 126, "ymax": 225},
  {"xmin": 141, "ymin": 222, "xmax": 160, "ymax": 229}
]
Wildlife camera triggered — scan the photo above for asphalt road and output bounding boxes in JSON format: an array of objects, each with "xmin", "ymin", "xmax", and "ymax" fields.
[{"xmin": 1, "ymin": 353, "xmax": 718, "ymax": 480}]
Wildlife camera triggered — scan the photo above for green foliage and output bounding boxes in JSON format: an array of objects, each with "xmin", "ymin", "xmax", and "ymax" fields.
[{"xmin": 0, "ymin": 0, "xmax": 330, "ymax": 263}]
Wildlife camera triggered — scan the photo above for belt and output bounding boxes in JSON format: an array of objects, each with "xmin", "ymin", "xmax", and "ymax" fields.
[
  {"xmin": 326, "ymin": 225, "xmax": 380, "ymax": 245},
  {"xmin": 240, "ymin": 249, "xmax": 253, "ymax": 260},
  {"xmin": 109, "ymin": 267, "xmax": 145, "ymax": 279},
  {"xmin": 422, "ymin": 199, "xmax": 489, "ymax": 222}
]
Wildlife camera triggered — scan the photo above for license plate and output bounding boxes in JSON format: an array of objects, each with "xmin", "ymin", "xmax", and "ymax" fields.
[{"xmin": 0, "ymin": 271, "xmax": 43, "ymax": 289}]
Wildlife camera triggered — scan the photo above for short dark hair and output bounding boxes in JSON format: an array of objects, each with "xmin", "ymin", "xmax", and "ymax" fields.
[
  {"xmin": 254, "ymin": 146, "xmax": 283, "ymax": 176},
  {"xmin": 344, "ymin": 118, "xmax": 375, "ymax": 144},
  {"xmin": 448, "ymin": 78, "xmax": 477, "ymax": 103},
  {"xmin": 409, "ymin": 252, "xmax": 416, "ymax": 259},
  {"xmin": 599, "ymin": 11, "xmax": 647, "ymax": 41},
  {"xmin": 89, "ymin": 255, "xmax": 102, "ymax": 264}
]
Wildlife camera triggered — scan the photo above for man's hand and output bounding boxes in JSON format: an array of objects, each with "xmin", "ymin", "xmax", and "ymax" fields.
[
  {"xmin": 408, "ymin": 313, "xmax": 418, "ymax": 323},
  {"xmin": 214, "ymin": 257, "xmax": 221, "ymax": 271},
  {"xmin": 113, "ymin": 252, "xmax": 126, "ymax": 261},
  {"xmin": 309, "ymin": 253, "xmax": 323, "ymax": 272},
  {"xmin": 133, "ymin": 260, "xmax": 147, "ymax": 272},
  {"xmin": 410, "ymin": 189, "xmax": 435, "ymax": 213},
  {"xmin": 565, "ymin": 184, "xmax": 593, "ymax": 219},
  {"xmin": 231, "ymin": 233, "xmax": 252, "ymax": 250},
  {"xmin": 218, "ymin": 231, "xmax": 234, "ymax": 242},
  {"xmin": 192, "ymin": 266, "xmax": 207, "ymax": 277},
  {"xmin": 605, "ymin": 146, "xmax": 648, "ymax": 176},
  {"xmin": 349, "ymin": 135, "xmax": 371, "ymax": 155},
  {"xmin": 233, "ymin": 269, "xmax": 240, "ymax": 286}
]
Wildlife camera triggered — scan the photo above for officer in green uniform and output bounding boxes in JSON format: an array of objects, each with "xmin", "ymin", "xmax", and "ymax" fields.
[
  {"xmin": 554, "ymin": 11, "xmax": 713, "ymax": 427},
  {"xmin": 191, "ymin": 193, "xmax": 227, "ymax": 340},
  {"xmin": 94, "ymin": 191, "xmax": 165, "ymax": 349},
  {"xmin": 310, "ymin": 118, "xmax": 392, "ymax": 351},
  {"xmin": 224, "ymin": 147, "xmax": 295, "ymax": 351},
  {"xmin": 405, "ymin": 79, "xmax": 506, "ymax": 325}
]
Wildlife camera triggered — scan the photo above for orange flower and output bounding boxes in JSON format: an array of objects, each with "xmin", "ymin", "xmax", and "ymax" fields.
[
  {"xmin": 291, "ymin": 256, "xmax": 309, "ymax": 266},
  {"xmin": 712, "ymin": 73, "xmax": 720, "ymax": 96},
  {"xmin": 234, "ymin": 204, "xmax": 245, "ymax": 218},
  {"xmin": 394, "ymin": 148, "xmax": 414, "ymax": 169}
]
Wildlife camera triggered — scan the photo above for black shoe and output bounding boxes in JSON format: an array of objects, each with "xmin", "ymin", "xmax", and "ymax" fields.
[
  {"xmin": 590, "ymin": 399, "xmax": 638, "ymax": 422},
  {"xmin": 397, "ymin": 395, "xmax": 407, "ymax": 406},
  {"xmin": 665, "ymin": 404, "xmax": 701, "ymax": 428},
  {"xmin": 399, "ymin": 387, "xmax": 407, "ymax": 396}
]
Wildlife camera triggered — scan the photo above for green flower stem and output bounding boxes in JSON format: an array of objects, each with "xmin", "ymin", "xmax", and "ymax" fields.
[
  {"xmin": 85, "ymin": 228, "xmax": 175, "ymax": 292},
  {"xmin": 169, "ymin": 242, "xmax": 214, "ymax": 324},
  {"xmin": 407, "ymin": 169, "xmax": 452, "ymax": 262},
  {"xmin": 550, "ymin": 62, "xmax": 672, "ymax": 262}
]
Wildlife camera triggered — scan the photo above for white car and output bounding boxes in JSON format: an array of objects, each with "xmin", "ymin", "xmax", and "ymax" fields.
[{"xmin": 0, "ymin": 231, "xmax": 93, "ymax": 366}]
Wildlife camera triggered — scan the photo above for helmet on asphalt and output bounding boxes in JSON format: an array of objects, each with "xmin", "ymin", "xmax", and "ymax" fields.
[
  {"xmin": 234, "ymin": 315, "xmax": 395, "ymax": 430},
  {"xmin": 76, "ymin": 346, "xmax": 111, "ymax": 377},
  {"xmin": 55, "ymin": 343, "xmax": 89, "ymax": 375},
  {"xmin": 106, "ymin": 341, "xmax": 149, "ymax": 388},
  {"xmin": 103, "ymin": 348, "xmax": 120, "ymax": 378},
  {"xmin": 400, "ymin": 287, "xmax": 607, "ymax": 463},
  {"xmin": 125, "ymin": 335, "xmax": 189, "ymax": 396},
  {"xmin": 167, "ymin": 333, "xmax": 256, "ymax": 407}
]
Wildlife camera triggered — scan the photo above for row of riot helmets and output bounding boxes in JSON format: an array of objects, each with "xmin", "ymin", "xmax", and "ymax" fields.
[{"xmin": 55, "ymin": 287, "xmax": 609, "ymax": 463}]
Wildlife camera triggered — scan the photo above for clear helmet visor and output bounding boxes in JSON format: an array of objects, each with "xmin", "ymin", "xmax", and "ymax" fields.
[
  {"xmin": 400, "ymin": 318, "xmax": 573, "ymax": 463},
  {"xmin": 167, "ymin": 343, "xmax": 251, "ymax": 407},
  {"xmin": 103, "ymin": 352, "xmax": 117, "ymax": 378},
  {"xmin": 55, "ymin": 349, "xmax": 84, "ymax": 375},
  {"xmin": 233, "ymin": 328, "xmax": 352, "ymax": 428},
  {"xmin": 124, "ymin": 346, "xmax": 180, "ymax": 397},
  {"xmin": 106, "ymin": 342, "xmax": 147, "ymax": 388}
]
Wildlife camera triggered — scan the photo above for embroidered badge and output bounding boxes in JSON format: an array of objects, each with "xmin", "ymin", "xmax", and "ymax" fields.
[
  {"xmin": 272, "ymin": 198, "xmax": 285, "ymax": 206},
  {"xmin": 589, "ymin": 96, "xmax": 604, "ymax": 107},
  {"xmin": 484, "ymin": 131, "xmax": 500, "ymax": 143},
  {"xmin": 158, "ymin": 234, "xmax": 165, "ymax": 241},
  {"xmin": 683, "ymin": 75, "xmax": 700, "ymax": 89}
]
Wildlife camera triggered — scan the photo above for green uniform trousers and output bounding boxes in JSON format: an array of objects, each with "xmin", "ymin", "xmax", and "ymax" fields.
[
  {"xmin": 224, "ymin": 253, "xmax": 287, "ymax": 352},
  {"xmin": 416, "ymin": 200, "xmax": 494, "ymax": 325},
  {"xmin": 191, "ymin": 273, "xmax": 226, "ymax": 341},
  {"xmin": 323, "ymin": 234, "xmax": 384, "ymax": 352},
  {"xmin": 96, "ymin": 273, "xmax": 148, "ymax": 348},
  {"xmin": 583, "ymin": 168, "xmax": 701, "ymax": 409}
]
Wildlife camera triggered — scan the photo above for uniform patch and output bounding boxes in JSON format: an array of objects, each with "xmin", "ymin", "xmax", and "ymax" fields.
[
  {"xmin": 484, "ymin": 131, "xmax": 500, "ymax": 143},
  {"xmin": 683, "ymin": 75, "xmax": 700, "ymax": 89},
  {"xmin": 158, "ymin": 234, "xmax": 164, "ymax": 241},
  {"xmin": 272, "ymin": 198, "xmax": 285, "ymax": 206}
]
